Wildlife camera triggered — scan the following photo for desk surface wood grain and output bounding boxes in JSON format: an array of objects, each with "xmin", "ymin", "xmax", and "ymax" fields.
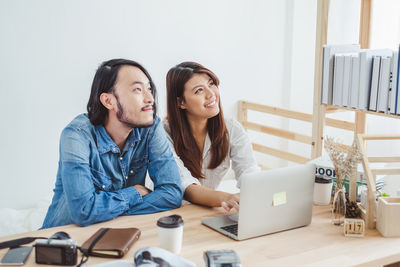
[{"xmin": 1, "ymin": 204, "xmax": 400, "ymax": 266}]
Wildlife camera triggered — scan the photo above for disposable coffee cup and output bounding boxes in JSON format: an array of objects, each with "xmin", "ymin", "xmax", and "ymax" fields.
[
  {"xmin": 157, "ymin": 214, "xmax": 184, "ymax": 254},
  {"xmin": 313, "ymin": 176, "xmax": 333, "ymax": 205}
]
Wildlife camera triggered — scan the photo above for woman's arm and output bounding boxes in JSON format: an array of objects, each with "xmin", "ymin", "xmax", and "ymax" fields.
[
  {"xmin": 163, "ymin": 119, "xmax": 238, "ymax": 212},
  {"xmin": 184, "ymin": 184, "xmax": 239, "ymax": 212}
]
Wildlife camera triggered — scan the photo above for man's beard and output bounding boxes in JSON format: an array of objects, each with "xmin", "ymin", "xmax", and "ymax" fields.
[{"xmin": 115, "ymin": 97, "xmax": 154, "ymax": 128}]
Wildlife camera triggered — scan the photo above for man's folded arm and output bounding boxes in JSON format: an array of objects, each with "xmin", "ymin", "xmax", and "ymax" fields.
[
  {"xmin": 125, "ymin": 119, "xmax": 183, "ymax": 215},
  {"xmin": 124, "ymin": 183, "xmax": 182, "ymax": 215}
]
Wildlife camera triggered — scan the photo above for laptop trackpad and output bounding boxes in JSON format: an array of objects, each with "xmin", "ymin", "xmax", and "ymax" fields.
[
  {"xmin": 202, "ymin": 215, "xmax": 239, "ymax": 240},
  {"xmin": 228, "ymin": 213, "xmax": 238, "ymax": 222}
]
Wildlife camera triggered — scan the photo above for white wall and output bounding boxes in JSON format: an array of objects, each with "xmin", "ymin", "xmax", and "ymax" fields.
[
  {"xmin": 0, "ymin": 0, "xmax": 294, "ymax": 209},
  {"xmin": 2, "ymin": 0, "xmax": 398, "ymax": 211}
]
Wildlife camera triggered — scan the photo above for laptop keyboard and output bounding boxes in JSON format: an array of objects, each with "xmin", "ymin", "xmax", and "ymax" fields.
[{"xmin": 221, "ymin": 224, "xmax": 238, "ymax": 236}]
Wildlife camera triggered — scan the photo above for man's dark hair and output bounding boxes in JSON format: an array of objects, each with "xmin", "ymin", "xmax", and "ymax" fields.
[{"xmin": 87, "ymin": 59, "xmax": 157, "ymax": 126}]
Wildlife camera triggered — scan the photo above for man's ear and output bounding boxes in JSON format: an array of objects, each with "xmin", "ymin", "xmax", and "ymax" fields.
[
  {"xmin": 177, "ymin": 97, "xmax": 186, "ymax": 110},
  {"xmin": 99, "ymin": 93, "xmax": 114, "ymax": 110}
]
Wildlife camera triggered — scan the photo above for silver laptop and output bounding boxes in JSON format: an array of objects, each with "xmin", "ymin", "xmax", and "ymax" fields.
[{"xmin": 202, "ymin": 163, "xmax": 315, "ymax": 240}]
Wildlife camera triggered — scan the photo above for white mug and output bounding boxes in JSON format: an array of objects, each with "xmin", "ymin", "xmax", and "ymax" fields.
[{"xmin": 313, "ymin": 176, "xmax": 333, "ymax": 205}]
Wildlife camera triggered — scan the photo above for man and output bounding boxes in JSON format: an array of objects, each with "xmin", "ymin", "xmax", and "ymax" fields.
[{"xmin": 42, "ymin": 59, "xmax": 182, "ymax": 228}]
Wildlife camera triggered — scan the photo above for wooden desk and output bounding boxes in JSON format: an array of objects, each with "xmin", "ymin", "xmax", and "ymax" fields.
[{"xmin": 1, "ymin": 204, "xmax": 400, "ymax": 266}]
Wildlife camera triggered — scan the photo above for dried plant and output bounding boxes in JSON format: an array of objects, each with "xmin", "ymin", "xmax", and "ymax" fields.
[{"xmin": 324, "ymin": 137, "xmax": 363, "ymax": 190}]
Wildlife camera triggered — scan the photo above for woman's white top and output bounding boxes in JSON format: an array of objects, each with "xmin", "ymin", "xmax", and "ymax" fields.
[{"xmin": 163, "ymin": 118, "xmax": 260, "ymax": 192}]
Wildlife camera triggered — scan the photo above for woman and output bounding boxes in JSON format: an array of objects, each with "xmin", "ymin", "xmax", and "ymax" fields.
[{"xmin": 164, "ymin": 62, "xmax": 260, "ymax": 212}]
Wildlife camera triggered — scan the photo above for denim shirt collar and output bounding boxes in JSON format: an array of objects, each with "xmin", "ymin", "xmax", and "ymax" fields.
[{"xmin": 95, "ymin": 125, "xmax": 142, "ymax": 154}]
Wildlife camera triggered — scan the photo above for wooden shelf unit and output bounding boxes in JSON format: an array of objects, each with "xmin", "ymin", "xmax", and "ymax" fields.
[
  {"xmin": 356, "ymin": 134, "xmax": 400, "ymax": 229},
  {"xmin": 312, "ymin": 0, "xmax": 400, "ymax": 229},
  {"xmin": 237, "ymin": 100, "xmax": 314, "ymax": 170},
  {"xmin": 237, "ymin": 100, "xmax": 361, "ymax": 168},
  {"xmin": 238, "ymin": 0, "xmax": 399, "ymax": 230}
]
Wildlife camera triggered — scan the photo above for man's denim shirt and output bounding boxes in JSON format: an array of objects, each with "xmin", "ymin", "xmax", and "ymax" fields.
[{"xmin": 42, "ymin": 114, "xmax": 182, "ymax": 228}]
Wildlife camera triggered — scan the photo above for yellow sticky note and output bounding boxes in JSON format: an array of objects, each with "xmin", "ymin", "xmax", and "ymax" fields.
[{"xmin": 273, "ymin": 192, "xmax": 286, "ymax": 206}]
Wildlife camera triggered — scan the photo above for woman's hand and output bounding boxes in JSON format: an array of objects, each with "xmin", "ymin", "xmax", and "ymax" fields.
[{"xmin": 220, "ymin": 193, "xmax": 240, "ymax": 213}]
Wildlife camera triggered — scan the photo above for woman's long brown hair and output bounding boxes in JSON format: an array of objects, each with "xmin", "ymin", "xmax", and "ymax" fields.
[{"xmin": 166, "ymin": 62, "xmax": 229, "ymax": 179}]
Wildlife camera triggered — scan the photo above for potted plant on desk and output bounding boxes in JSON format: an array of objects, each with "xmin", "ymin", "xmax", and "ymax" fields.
[{"xmin": 324, "ymin": 137, "xmax": 362, "ymax": 226}]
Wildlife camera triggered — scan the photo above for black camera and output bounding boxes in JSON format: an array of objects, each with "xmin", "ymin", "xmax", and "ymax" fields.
[
  {"xmin": 34, "ymin": 232, "xmax": 78, "ymax": 266},
  {"xmin": 204, "ymin": 250, "xmax": 242, "ymax": 267}
]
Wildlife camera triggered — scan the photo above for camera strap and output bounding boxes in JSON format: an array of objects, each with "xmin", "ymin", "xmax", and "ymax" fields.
[
  {"xmin": 77, "ymin": 228, "xmax": 110, "ymax": 267},
  {"xmin": 0, "ymin": 236, "xmax": 46, "ymax": 249}
]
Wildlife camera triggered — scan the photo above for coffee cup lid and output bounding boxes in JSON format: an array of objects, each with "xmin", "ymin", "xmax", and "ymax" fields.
[
  {"xmin": 315, "ymin": 176, "xmax": 333, "ymax": 184},
  {"xmin": 157, "ymin": 214, "xmax": 184, "ymax": 228}
]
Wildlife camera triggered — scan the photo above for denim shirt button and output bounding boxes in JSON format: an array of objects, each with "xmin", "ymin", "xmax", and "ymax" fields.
[
  {"xmin": 125, "ymin": 176, "xmax": 128, "ymax": 179},
  {"xmin": 102, "ymin": 185, "xmax": 106, "ymax": 189},
  {"xmin": 130, "ymin": 170, "xmax": 133, "ymax": 174},
  {"xmin": 113, "ymin": 148, "xmax": 117, "ymax": 152},
  {"xmin": 119, "ymin": 157, "xmax": 123, "ymax": 160}
]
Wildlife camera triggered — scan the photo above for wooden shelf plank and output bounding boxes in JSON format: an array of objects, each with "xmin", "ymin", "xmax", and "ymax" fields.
[
  {"xmin": 322, "ymin": 104, "xmax": 400, "ymax": 119},
  {"xmin": 241, "ymin": 101, "xmax": 313, "ymax": 122},
  {"xmin": 243, "ymin": 121, "xmax": 312, "ymax": 144},
  {"xmin": 325, "ymin": 118, "xmax": 356, "ymax": 131},
  {"xmin": 371, "ymin": 168, "xmax": 400, "ymax": 175},
  {"xmin": 368, "ymin": 157, "xmax": 400, "ymax": 163},
  {"xmin": 252, "ymin": 143, "xmax": 311, "ymax": 164},
  {"xmin": 361, "ymin": 134, "xmax": 400, "ymax": 140}
]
